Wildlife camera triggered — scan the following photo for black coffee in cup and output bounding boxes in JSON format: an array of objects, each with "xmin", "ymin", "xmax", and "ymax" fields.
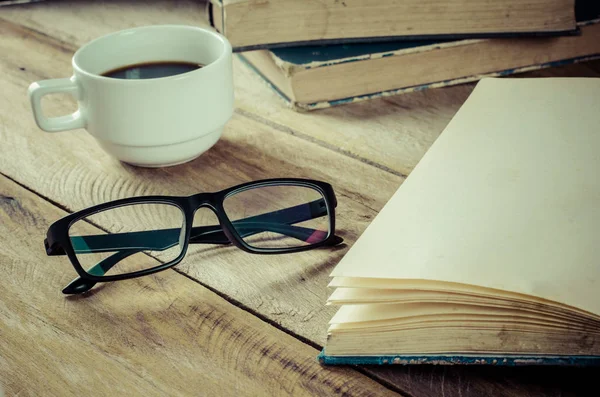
[
  {"xmin": 102, "ymin": 61, "xmax": 203, "ymax": 80},
  {"xmin": 28, "ymin": 24, "xmax": 233, "ymax": 168}
]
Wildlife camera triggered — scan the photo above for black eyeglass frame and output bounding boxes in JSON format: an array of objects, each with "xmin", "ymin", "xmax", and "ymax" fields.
[{"xmin": 45, "ymin": 178, "xmax": 340, "ymax": 286}]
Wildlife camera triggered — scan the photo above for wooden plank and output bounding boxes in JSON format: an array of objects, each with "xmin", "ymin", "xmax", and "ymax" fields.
[
  {"xmin": 4, "ymin": 1, "xmax": 600, "ymax": 179},
  {"xmin": 0, "ymin": 18, "xmax": 401, "ymax": 346},
  {"xmin": 0, "ymin": 174, "xmax": 400, "ymax": 397},
  {"xmin": 2, "ymin": 3, "xmax": 599, "ymax": 397},
  {"xmin": 0, "ymin": 0, "xmax": 443, "ymax": 177}
]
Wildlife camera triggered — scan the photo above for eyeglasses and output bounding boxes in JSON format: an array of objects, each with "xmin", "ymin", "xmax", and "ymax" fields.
[{"xmin": 45, "ymin": 178, "xmax": 343, "ymax": 295}]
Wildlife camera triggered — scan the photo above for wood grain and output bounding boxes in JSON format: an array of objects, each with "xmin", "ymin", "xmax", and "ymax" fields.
[
  {"xmin": 0, "ymin": 0, "xmax": 455, "ymax": 177},
  {"xmin": 2, "ymin": 2, "xmax": 600, "ymax": 397},
  {"xmin": 0, "ymin": 19, "xmax": 402, "ymax": 346},
  {"xmin": 0, "ymin": 174, "xmax": 400, "ymax": 397},
  {"xmin": 6, "ymin": 1, "xmax": 599, "ymax": 177}
]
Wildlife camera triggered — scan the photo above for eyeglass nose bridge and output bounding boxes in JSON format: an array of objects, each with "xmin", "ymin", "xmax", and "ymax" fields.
[
  {"xmin": 188, "ymin": 193, "xmax": 226, "ymax": 224},
  {"xmin": 188, "ymin": 192, "xmax": 215, "ymax": 210},
  {"xmin": 186, "ymin": 195, "xmax": 239, "ymax": 247}
]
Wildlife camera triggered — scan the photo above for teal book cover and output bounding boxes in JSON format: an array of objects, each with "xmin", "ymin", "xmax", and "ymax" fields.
[{"xmin": 317, "ymin": 352, "xmax": 600, "ymax": 366}]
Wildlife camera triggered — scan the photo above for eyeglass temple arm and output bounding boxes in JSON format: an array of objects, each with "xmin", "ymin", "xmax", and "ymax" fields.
[
  {"xmin": 69, "ymin": 221, "xmax": 331, "ymax": 255},
  {"xmin": 61, "ymin": 222, "xmax": 328, "ymax": 294},
  {"xmin": 62, "ymin": 249, "xmax": 139, "ymax": 294},
  {"xmin": 51, "ymin": 198, "xmax": 338, "ymax": 256},
  {"xmin": 182, "ymin": 197, "xmax": 339, "ymax": 244}
]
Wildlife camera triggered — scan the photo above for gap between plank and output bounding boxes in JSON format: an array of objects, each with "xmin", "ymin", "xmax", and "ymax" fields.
[
  {"xmin": 235, "ymin": 108, "xmax": 408, "ymax": 179},
  {"xmin": 171, "ymin": 267, "xmax": 414, "ymax": 397},
  {"xmin": 0, "ymin": 170, "xmax": 411, "ymax": 397}
]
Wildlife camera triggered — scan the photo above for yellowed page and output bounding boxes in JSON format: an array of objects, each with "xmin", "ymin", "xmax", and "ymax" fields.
[
  {"xmin": 330, "ymin": 78, "xmax": 600, "ymax": 316},
  {"xmin": 328, "ymin": 316, "xmax": 600, "ymax": 334},
  {"xmin": 329, "ymin": 302, "xmax": 586, "ymax": 325},
  {"xmin": 328, "ymin": 287, "xmax": 553, "ymax": 308},
  {"xmin": 328, "ymin": 277, "xmax": 600, "ymax": 320}
]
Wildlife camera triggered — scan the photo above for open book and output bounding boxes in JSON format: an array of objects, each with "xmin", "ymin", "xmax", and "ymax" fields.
[{"xmin": 320, "ymin": 77, "xmax": 600, "ymax": 366}]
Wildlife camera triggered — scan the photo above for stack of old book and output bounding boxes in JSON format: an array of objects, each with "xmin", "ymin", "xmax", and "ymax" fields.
[{"xmin": 208, "ymin": 0, "xmax": 600, "ymax": 111}]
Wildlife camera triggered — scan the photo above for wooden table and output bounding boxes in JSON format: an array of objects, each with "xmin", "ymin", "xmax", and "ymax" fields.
[{"xmin": 1, "ymin": 1, "xmax": 599, "ymax": 396}]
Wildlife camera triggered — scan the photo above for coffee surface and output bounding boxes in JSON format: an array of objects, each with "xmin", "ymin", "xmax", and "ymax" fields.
[{"xmin": 102, "ymin": 61, "xmax": 202, "ymax": 79}]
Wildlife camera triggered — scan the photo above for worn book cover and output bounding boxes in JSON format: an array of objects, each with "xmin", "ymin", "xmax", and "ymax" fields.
[
  {"xmin": 210, "ymin": 0, "xmax": 582, "ymax": 51},
  {"xmin": 239, "ymin": 17, "xmax": 600, "ymax": 111}
]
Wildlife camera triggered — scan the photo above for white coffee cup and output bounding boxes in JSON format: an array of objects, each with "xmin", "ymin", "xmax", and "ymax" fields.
[{"xmin": 28, "ymin": 25, "xmax": 233, "ymax": 167}]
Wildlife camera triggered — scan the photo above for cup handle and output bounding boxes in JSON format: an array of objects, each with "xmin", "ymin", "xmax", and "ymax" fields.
[{"xmin": 28, "ymin": 77, "xmax": 86, "ymax": 132}]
